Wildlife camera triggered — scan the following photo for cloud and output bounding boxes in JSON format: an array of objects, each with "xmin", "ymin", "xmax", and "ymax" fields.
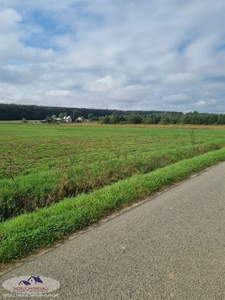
[
  {"xmin": 0, "ymin": 8, "xmax": 22, "ymax": 30},
  {"xmin": 88, "ymin": 75, "xmax": 126, "ymax": 92},
  {"xmin": 165, "ymin": 73, "xmax": 201, "ymax": 85},
  {"xmin": 46, "ymin": 89, "xmax": 72, "ymax": 97},
  {"xmin": 0, "ymin": 7, "xmax": 56, "ymax": 62},
  {"xmin": 162, "ymin": 94, "xmax": 189, "ymax": 104},
  {"xmin": 194, "ymin": 99, "xmax": 217, "ymax": 108},
  {"xmin": 0, "ymin": 0, "xmax": 224, "ymax": 113},
  {"xmin": 109, "ymin": 85, "xmax": 151, "ymax": 101}
]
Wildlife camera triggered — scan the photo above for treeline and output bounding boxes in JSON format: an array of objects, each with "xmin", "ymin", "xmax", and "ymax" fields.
[
  {"xmin": 0, "ymin": 103, "xmax": 115, "ymax": 120},
  {"xmin": 0, "ymin": 103, "xmax": 163, "ymax": 121},
  {"xmin": 99, "ymin": 111, "xmax": 225, "ymax": 125},
  {"xmin": 0, "ymin": 103, "xmax": 224, "ymax": 125}
]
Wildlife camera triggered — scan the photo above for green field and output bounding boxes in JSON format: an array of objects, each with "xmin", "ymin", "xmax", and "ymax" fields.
[
  {"xmin": 1, "ymin": 123, "xmax": 225, "ymax": 264},
  {"xmin": 1, "ymin": 123, "xmax": 225, "ymax": 222}
]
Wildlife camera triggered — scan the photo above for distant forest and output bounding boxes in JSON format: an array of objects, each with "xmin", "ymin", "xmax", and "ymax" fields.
[{"xmin": 0, "ymin": 103, "xmax": 225, "ymax": 125}]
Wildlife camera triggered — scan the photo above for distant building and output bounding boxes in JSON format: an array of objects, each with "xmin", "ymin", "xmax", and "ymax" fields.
[
  {"xmin": 76, "ymin": 116, "xmax": 84, "ymax": 123},
  {"xmin": 63, "ymin": 116, "xmax": 72, "ymax": 123}
]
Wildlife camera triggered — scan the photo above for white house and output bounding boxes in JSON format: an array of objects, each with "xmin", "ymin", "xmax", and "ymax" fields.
[
  {"xmin": 63, "ymin": 116, "xmax": 72, "ymax": 123},
  {"xmin": 76, "ymin": 116, "xmax": 84, "ymax": 122}
]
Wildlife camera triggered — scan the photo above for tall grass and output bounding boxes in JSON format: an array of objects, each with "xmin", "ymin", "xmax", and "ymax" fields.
[{"xmin": 0, "ymin": 142, "xmax": 222, "ymax": 221}]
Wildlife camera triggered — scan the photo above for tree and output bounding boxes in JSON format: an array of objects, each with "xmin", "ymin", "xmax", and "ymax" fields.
[
  {"xmin": 73, "ymin": 109, "xmax": 81, "ymax": 121},
  {"xmin": 99, "ymin": 115, "xmax": 110, "ymax": 124},
  {"xmin": 160, "ymin": 116, "xmax": 170, "ymax": 125},
  {"xmin": 128, "ymin": 112, "xmax": 142, "ymax": 124},
  {"xmin": 88, "ymin": 113, "xmax": 93, "ymax": 120}
]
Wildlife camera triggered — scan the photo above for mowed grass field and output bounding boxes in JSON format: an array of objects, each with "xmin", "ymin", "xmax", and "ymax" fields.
[{"xmin": 1, "ymin": 122, "xmax": 225, "ymax": 264}]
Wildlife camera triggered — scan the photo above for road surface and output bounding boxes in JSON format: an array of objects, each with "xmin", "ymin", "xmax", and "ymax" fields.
[{"xmin": 1, "ymin": 162, "xmax": 225, "ymax": 299}]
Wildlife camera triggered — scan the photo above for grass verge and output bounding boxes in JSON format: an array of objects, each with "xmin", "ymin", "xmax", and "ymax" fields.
[{"xmin": 1, "ymin": 147, "xmax": 225, "ymax": 265}]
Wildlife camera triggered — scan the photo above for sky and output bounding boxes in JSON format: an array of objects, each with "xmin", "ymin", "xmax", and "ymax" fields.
[{"xmin": 0, "ymin": 0, "xmax": 224, "ymax": 113}]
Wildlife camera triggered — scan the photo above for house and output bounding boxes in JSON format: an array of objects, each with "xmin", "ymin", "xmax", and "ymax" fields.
[
  {"xmin": 63, "ymin": 116, "xmax": 72, "ymax": 123},
  {"xmin": 76, "ymin": 116, "xmax": 84, "ymax": 123}
]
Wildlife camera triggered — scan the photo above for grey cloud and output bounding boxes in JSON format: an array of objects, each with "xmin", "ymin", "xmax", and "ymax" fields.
[{"xmin": 162, "ymin": 94, "xmax": 189, "ymax": 104}]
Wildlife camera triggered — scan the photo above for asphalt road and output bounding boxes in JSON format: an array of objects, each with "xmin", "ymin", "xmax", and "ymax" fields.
[{"xmin": 1, "ymin": 162, "xmax": 225, "ymax": 300}]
